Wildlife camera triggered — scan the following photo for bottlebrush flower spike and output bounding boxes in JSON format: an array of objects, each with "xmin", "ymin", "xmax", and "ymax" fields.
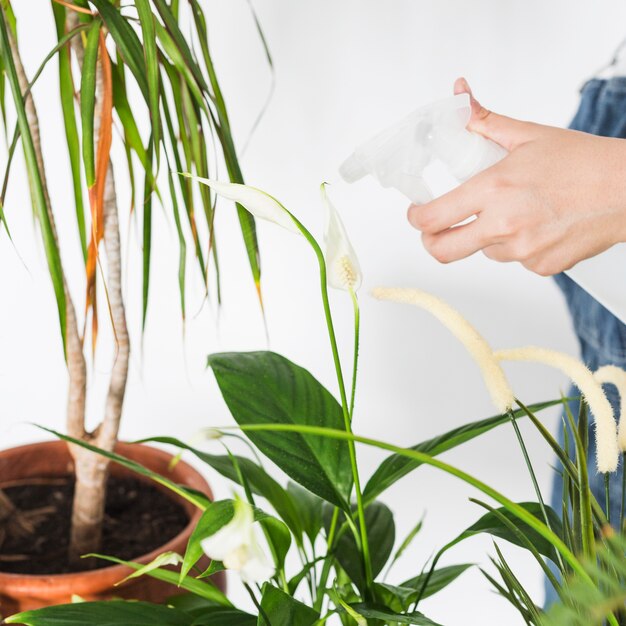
[
  {"xmin": 594, "ymin": 364, "xmax": 626, "ymax": 452},
  {"xmin": 181, "ymin": 174, "xmax": 301, "ymax": 234},
  {"xmin": 495, "ymin": 347, "xmax": 619, "ymax": 473},
  {"xmin": 321, "ymin": 184, "xmax": 362, "ymax": 291},
  {"xmin": 372, "ymin": 287, "xmax": 514, "ymax": 413},
  {"xmin": 201, "ymin": 498, "xmax": 275, "ymax": 584}
]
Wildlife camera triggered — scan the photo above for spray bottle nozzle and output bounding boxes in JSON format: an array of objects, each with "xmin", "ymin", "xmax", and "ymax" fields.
[{"xmin": 339, "ymin": 93, "xmax": 507, "ymax": 204}]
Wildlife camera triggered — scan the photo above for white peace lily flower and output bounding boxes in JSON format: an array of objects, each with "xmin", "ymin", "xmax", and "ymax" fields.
[
  {"xmin": 321, "ymin": 184, "xmax": 362, "ymax": 291},
  {"xmin": 594, "ymin": 364, "xmax": 626, "ymax": 452},
  {"xmin": 200, "ymin": 498, "xmax": 275, "ymax": 585},
  {"xmin": 372, "ymin": 287, "xmax": 514, "ymax": 414},
  {"xmin": 181, "ymin": 174, "xmax": 301, "ymax": 234},
  {"xmin": 495, "ymin": 347, "xmax": 619, "ymax": 473}
]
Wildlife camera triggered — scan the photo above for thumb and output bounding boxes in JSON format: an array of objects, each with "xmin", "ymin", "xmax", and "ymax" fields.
[{"xmin": 454, "ymin": 77, "xmax": 539, "ymax": 151}]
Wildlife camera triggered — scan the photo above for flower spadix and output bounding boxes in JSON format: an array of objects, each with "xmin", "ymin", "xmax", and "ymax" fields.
[
  {"xmin": 181, "ymin": 174, "xmax": 301, "ymax": 234},
  {"xmin": 594, "ymin": 364, "xmax": 626, "ymax": 452},
  {"xmin": 372, "ymin": 287, "xmax": 514, "ymax": 414},
  {"xmin": 495, "ymin": 347, "xmax": 619, "ymax": 473},
  {"xmin": 321, "ymin": 184, "xmax": 362, "ymax": 291},
  {"xmin": 200, "ymin": 498, "xmax": 275, "ymax": 584}
]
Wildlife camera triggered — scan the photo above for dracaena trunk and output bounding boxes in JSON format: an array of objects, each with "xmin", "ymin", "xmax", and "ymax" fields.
[
  {"xmin": 66, "ymin": 14, "xmax": 129, "ymax": 566},
  {"xmin": 8, "ymin": 11, "xmax": 129, "ymax": 566},
  {"xmin": 5, "ymin": 11, "xmax": 88, "ymax": 549}
]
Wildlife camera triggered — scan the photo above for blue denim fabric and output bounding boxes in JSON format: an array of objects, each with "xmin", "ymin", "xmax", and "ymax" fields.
[{"xmin": 545, "ymin": 77, "xmax": 626, "ymax": 608}]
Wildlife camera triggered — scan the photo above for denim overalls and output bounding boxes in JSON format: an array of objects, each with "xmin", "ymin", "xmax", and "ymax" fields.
[{"xmin": 545, "ymin": 76, "xmax": 626, "ymax": 607}]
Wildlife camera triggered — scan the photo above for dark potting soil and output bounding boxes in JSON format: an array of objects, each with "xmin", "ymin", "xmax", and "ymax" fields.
[{"xmin": 0, "ymin": 475, "xmax": 189, "ymax": 575}]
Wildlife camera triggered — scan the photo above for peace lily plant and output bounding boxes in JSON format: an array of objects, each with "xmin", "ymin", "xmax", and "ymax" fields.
[{"xmin": 10, "ymin": 180, "xmax": 626, "ymax": 625}]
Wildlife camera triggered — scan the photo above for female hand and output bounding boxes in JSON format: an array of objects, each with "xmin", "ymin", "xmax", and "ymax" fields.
[{"xmin": 408, "ymin": 78, "xmax": 626, "ymax": 276}]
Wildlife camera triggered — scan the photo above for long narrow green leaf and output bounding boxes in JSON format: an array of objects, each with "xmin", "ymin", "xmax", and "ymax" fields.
[
  {"xmin": 160, "ymin": 68, "xmax": 207, "ymax": 287},
  {"xmin": 135, "ymin": 0, "xmax": 160, "ymax": 167},
  {"xmin": 185, "ymin": 0, "xmax": 261, "ymax": 293},
  {"xmin": 142, "ymin": 135, "xmax": 154, "ymax": 331},
  {"xmin": 0, "ymin": 6, "xmax": 66, "ymax": 345},
  {"xmin": 151, "ymin": 0, "xmax": 209, "ymax": 93},
  {"xmin": 88, "ymin": 554, "xmax": 231, "ymax": 607},
  {"xmin": 80, "ymin": 20, "xmax": 100, "ymax": 188},
  {"xmin": 38, "ymin": 426, "xmax": 209, "ymax": 509},
  {"xmin": 363, "ymin": 399, "xmax": 564, "ymax": 503},
  {"xmin": 52, "ymin": 5, "xmax": 87, "ymax": 259},
  {"xmin": 89, "ymin": 0, "xmax": 148, "ymax": 98}
]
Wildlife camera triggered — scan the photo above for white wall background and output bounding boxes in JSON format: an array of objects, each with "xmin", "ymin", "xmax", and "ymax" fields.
[{"xmin": 3, "ymin": 1, "xmax": 626, "ymax": 624}]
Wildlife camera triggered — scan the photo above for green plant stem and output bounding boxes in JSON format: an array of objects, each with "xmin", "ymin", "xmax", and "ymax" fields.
[
  {"xmin": 619, "ymin": 452, "xmax": 626, "ymax": 533},
  {"xmin": 509, "ymin": 407, "xmax": 566, "ymax": 575},
  {"xmin": 244, "ymin": 582, "xmax": 271, "ymax": 624},
  {"xmin": 349, "ymin": 288, "xmax": 360, "ymax": 419},
  {"xmin": 296, "ymin": 222, "xmax": 373, "ymax": 595},
  {"xmin": 229, "ymin": 424, "xmax": 596, "ymax": 585},
  {"xmin": 314, "ymin": 507, "xmax": 339, "ymax": 612},
  {"xmin": 605, "ymin": 473, "xmax": 611, "ymax": 527}
]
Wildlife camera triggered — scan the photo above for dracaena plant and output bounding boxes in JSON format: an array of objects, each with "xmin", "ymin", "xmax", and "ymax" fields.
[
  {"xmin": 0, "ymin": 0, "xmax": 267, "ymax": 564},
  {"xmin": 11, "ymin": 181, "xmax": 625, "ymax": 625}
]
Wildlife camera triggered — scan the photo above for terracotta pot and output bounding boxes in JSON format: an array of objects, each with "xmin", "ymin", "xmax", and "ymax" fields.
[{"xmin": 0, "ymin": 440, "xmax": 224, "ymax": 617}]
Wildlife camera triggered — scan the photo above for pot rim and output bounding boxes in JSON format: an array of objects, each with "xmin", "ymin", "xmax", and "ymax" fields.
[{"xmin": 0, "ymin": 439, "xmax": 207, "ymax": 589}]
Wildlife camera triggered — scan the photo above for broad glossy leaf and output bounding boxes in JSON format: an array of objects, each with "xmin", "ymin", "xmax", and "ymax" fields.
[
  {"xmin": 327, "ymin": 501, "xmax": 395, "ymax": 592},
  {"xmin": 6, "ymin": 601, "xmax": 191, "ymax": 626},
  {"xmin": 348, "ymin": 604, "xmax": 443, "ymax": 626},
  {"xmin": 287, "ymin": 482, "xmax": 323, "ymax": 544},
  {"xmin": 447, "ymin": 502, "xmax": 563, "ymax": 563},
  {"xmin": 257, "ymin": 584, "xmax": 319, "ymax": 626},
  {"xmin": 191, "ymin": 609, "xmax": 256, "ymax": 626},
  {"xmin": 208, "ymin": 351, "xmax": 353, "ymax": 508},
  {"xmin": 396, "ymin": 563, "xmax": 473, "ymax": 603},
  {"xmin": 363, "ymin": 399, "xmax": 563, "ymax": 503}
]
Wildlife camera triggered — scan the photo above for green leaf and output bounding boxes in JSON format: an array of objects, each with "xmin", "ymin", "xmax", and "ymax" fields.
[
  {"xmin": 6, "ymin": 601, "xmax": 192, "ymax": 626},
  {"xmin": 347, "ymin": 604, "xmax": 444, "ymax": 626},
  {"xmin": 80, "ymin": 20, "xmax": 100, "ymax": 188},
  {"xmin": 114, "ymin": 550, "xmax": 182, "ymax": 586},
  {"xmin": 191, "ymin": 608, "xmax": 257, "ymax": 626},
  {"xmin": 397, "ymin": 563, "xmax": 473, "ymax": 603},
  {"xmin": 139, "ymin": 436, "xmax": 304, "ymax": 544},
  {"xmin": 89, "ymin": 0, "xmax": 148, "ymax": 99},
  {"xmin": 207, "ymin": 351, "xmax": 353, "ymax": 508},
  {"xmin": 363, "ymin": 399, "xmax": 563, "ymax": 503},
  {"xmin": 135, "ymin": 0, "xmax": 160, "ymax": 165},
  {"xmin": 446, "ymin": 502, "xmax": 563, "ymax": 564},
  {"xmin": 52, "ymin": 5, "xmax": 87, "ymax": 258},
  {"xmin": 142, "ymin": 135, "xmax": 153, "ymax": 331},
  {"xmin": 327, "ymin": 501, "xmax": 395, "ymax": 592},
  {"xmin": 39, "ymin": 427, "xmax": 209, "ymax": 509},
  {"xmin": 87, "ymin": 553, "xmax": 230, "ymax": 607},
  {"xmin": 286, "ymin": 482, "xmax": 323, "ymax": 545},
  {"xmin": 257, "ymin": 584, "xmax": 319, "ymax": 626}
]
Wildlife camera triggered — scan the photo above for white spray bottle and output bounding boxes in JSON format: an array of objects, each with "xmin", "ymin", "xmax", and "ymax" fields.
[{"xmin": 339, "ymin": 93, "xmax": 626, "ymax": 324}]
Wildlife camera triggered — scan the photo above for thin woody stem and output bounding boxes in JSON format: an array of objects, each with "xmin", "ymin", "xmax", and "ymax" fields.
[{"xmin": 7, "ymin": 12, "xmax": 87, "ymax": 443}]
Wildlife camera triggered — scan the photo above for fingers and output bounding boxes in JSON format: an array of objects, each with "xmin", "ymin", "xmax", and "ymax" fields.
[
  {"xmin": 453, "ymin": 76, "xmax": 542, "ymax": 151},
  {"xmin": 407, "ymin": 173, "xmax": 487, "ymax": 234},
  {"xmin": 421, "ymin": 218, "xmax": 498, "ymax": 264}
]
